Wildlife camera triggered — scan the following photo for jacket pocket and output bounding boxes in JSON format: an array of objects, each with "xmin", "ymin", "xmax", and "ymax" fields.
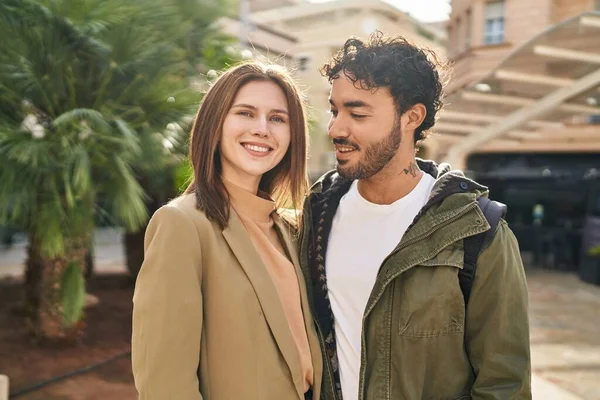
[{"xmin": 396, "ymin": 262, "xmax": 465, "ymax": 337}]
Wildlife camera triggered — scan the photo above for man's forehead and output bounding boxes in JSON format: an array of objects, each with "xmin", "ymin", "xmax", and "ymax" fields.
[{"xmin": 330, "ymin": 76, "xmax": 391, "ymax": 103}]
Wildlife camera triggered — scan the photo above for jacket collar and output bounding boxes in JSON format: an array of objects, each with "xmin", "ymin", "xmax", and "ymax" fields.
[
  {"xmin": 308, "ymin": 159, "xmax": 491, "ymax": 271},
  {"xmin": 310, "ymin": 158, "xmax": 488, "ymax": 202},
  {"xmin": 222, "ymin": 209, "xmax": 310, "ymax": 399}
]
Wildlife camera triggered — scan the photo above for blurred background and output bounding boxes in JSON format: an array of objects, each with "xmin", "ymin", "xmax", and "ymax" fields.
[{"xmin": 0, "ymin": 0, "xmax": 599, "ymax": 399}]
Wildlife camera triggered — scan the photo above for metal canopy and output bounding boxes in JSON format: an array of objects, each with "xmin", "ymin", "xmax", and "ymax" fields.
[{"xmin": 433, "ymin": 12, "xmax": 600, "ymax": 169}]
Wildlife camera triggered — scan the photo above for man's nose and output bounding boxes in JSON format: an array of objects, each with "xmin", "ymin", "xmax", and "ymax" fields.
[{"xmin": 328, "ymin": 115, "xmax": 349, "ymax": 140}]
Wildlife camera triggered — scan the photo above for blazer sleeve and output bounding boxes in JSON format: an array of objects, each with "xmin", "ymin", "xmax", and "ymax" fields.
[
  {"xmin": 466, "ymin": 220, "xmax": 532, "ymax": 399},
  {"xmin": 132, "ymin": 205, "xmax": 204, "ymax": 400}
]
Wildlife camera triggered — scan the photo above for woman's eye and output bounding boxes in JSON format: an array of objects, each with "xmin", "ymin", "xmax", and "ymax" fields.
[
  {"xmin": 271, "ymin": 116, "xmax": 286, "ymax": 123},
  {"xmin": 238, "ymin": 111, "xmax": 252, "ymax": 117},
  {"xmin": 352, "ymin": 114, "xmax": 366, "ymax": 119}
]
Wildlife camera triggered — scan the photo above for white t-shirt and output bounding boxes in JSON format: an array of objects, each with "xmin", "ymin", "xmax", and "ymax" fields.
[{"xmin": 326, "ymin": 173, "xmax": 436, "ymax": 400}]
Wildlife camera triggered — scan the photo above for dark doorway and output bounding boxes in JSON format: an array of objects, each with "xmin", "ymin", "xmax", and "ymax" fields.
[{"xmin": 467, "ymin": 153, "xmax": 600, "ymax": 272}]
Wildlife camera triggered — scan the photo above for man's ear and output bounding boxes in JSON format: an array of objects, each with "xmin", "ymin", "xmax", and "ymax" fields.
[{"xmin": 402, "ymin": 104, "xmax": 427, "ymax": 132}]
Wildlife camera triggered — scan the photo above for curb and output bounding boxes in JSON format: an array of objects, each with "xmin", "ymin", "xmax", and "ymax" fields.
[{"xmin": 0, "ymin": 375, "xmax": 8, "ymax": 400}]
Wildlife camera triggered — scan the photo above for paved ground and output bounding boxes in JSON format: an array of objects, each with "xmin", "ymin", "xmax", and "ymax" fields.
[
  {"xmin": 1, "ymin": 231, "xmax": 600, "ymax": 399},
  {"xmin": 528, "ymin": 269, "xmax": 600, "ymax": 399},
  {"xmin": 0, "ymin": 228, "xmax": 127, "ymax": 278}
]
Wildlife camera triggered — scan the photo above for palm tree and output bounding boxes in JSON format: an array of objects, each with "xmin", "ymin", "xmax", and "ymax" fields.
[
  {"xmin": 121, "ymin": 0, "xmax": 240, "ymax": 278},
  {"xmin": 0, "ymin": 0, "xmax": 198, "ymax": 340}
]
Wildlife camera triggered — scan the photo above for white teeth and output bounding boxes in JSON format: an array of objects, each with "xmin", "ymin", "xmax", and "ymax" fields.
[
  {"xmin": 336, "ymin": 146, "xmax": 354, "ymax": 153},
  {"xmin": 244, "ymin": 144, "xmax": 270, "ymax": 153}
]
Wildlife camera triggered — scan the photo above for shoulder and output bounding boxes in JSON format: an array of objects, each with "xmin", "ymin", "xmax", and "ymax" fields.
[
  {"xmin": 150, "ymin": 193, "xmax": 213, "ymax": 233},
  {"xmin": 490, "ymin": 219, "xmax": 517, "ymax": 246},
  {"xmin": 479, "ymin": 219, "xmax": 522, "ymax": 267}
]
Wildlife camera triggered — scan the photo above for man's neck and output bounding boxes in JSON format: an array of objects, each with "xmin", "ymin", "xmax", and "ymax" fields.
[{"xmin": 356, "ymin": 158, "xmax": 424, "ymax": 205}]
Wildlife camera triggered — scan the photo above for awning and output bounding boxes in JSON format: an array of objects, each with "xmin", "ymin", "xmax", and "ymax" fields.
[{"xmin": 430, "ymin": 12, "xmax": 600, "ymax": 169}]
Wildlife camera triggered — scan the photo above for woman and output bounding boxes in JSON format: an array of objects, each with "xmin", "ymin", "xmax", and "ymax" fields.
[{"xmin": 132, "ymin": 61, "xmax": 322, "ymax": 400}]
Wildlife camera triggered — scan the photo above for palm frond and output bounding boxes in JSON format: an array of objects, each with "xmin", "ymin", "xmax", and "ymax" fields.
[
  {"xmin": 100, "ymin": 155, "xmax": 148, "ymax": 231},
  {"xmin": 53, "ymin": 108, "xmax": 111, "ymax": 132},
  {"xmin": 113, "ymin": 119, "xmax": 141, "ymax": 155}
]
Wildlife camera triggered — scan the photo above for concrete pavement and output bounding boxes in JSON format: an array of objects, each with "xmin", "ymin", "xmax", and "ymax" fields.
[
  {"xmin": 0, "ymin": 227, "xmax": 127, "ymax": 279},
  {"xmin": 528, "ymin": 270, "xmax": 600, "ymax": 399}
]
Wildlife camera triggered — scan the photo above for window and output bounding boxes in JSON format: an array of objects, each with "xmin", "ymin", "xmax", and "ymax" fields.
[
  {"xmin": 465, "ymin": 9, "xmax": 472, "ymax": 49},
  {"xmin": 456, "ymin": 17, "xmax": 463, "ymax": 52},
  {"xmin": 297, "ymin": 55, "xmax": 311, "ymax": 72},
  {"xmin": 447, "ymin": 25, "xmax": 454, "ymax": 57},
  {"xmin": 484, "ymin": 1, "xmax": 505, "ymax": 45}
]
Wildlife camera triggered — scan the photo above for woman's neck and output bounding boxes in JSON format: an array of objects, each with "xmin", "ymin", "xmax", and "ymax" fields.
[{"xmin": 221, "ymin": 168, "xmax": 261, "ymax": 195}]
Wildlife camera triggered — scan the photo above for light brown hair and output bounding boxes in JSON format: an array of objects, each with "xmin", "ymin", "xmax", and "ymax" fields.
[{"xmin": 185, "ymin": 61, "xmax": 309, "ymax": 228}]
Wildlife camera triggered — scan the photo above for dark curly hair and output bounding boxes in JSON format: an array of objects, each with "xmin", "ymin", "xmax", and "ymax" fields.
[{"xmin": 321, "ymin": 31, "xmax": 448, "ymax": 144}]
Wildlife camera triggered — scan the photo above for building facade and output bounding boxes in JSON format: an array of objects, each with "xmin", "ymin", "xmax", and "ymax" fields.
[{"xmin": 446, "ymin": 0, "xmax": 600, "ymax": 93}]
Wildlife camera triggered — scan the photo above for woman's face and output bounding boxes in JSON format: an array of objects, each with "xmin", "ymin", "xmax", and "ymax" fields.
[{"xmin": 220, "ymin": 80, "xmax": 291, "ymax": 192}]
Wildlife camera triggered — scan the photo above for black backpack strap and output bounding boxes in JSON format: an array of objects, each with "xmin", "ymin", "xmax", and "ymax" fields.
[{"xmin": 459, "ymin": 196, "xmax": 507, "ymax": 305}]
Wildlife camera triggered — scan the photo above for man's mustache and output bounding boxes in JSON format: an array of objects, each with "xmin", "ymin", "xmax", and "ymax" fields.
[{"xmin": 332, "ymin": 138, "xmax": 359, "ymax": 149}]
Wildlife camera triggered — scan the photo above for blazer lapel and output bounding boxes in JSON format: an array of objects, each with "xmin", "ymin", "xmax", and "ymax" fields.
[
  {"xmin": 274, "ymin": 216, "xmax": 323, "ymax": 399},
  {"xmin": 222, "ymin": 210, "xmax": 303, "ymax": 398}
]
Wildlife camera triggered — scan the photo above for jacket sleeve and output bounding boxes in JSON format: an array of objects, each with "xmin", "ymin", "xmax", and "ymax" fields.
[
  {"xmin": 132, "ymin": 205, "xmax": 203, "ymax": 400},
  {"xmin": 465, "ymin": 219, "xmax": 532, "ymax": 399}
]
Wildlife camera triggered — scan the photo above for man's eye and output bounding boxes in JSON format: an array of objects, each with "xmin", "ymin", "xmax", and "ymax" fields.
[
  {"xmin": 329, "ymin": 109, "xmax": 338, "ymax": 116},
  {"xmin": 352, "ymin": 114, "xmax": 366, "ymax": 119}
]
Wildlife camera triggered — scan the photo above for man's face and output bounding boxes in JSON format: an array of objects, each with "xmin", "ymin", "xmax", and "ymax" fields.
[{"xmin": 328, "ymin": 72, "xmax": 403, "ymax": 180}]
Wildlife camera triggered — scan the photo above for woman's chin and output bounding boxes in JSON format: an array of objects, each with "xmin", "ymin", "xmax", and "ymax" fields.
[{"xmin": 240, "ymin": 162, "xmax": 278, "ymax": 178}]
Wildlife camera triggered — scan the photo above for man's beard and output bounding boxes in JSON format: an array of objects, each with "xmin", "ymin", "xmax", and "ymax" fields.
[{"xmin": 334, "ymin": 120, "xmax": 402, "ymax": 180}]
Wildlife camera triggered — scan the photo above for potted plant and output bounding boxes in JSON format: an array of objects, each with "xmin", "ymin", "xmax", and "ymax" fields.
[{"xmin": 580, "ymin": 245, "xmax": 600, "ymax": 285}]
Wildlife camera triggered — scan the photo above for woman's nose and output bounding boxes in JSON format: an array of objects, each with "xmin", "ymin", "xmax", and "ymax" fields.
[{"xmin": 251, "ymin": 117, "xmax": 269, "ymax": 137}]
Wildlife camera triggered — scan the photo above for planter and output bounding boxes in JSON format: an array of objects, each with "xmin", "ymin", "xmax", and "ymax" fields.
[{"xmin": 579, "ymin": 255, "xmax": 600, "ymax": 285}]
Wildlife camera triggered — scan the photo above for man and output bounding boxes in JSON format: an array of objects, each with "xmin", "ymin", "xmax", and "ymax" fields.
[{"xmin": 299, "ymin": 32, "xmax": 531, "ymax": 400}]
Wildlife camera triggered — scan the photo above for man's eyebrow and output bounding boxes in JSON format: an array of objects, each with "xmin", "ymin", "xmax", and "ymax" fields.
[{"xmin": 328, "ymin": 99, "xmax": 373, "ymax": 110}]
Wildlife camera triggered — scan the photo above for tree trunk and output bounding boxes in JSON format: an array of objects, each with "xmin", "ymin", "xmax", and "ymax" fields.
[
  {"xmin": 125, "ymin": 229, "xmax": 146, "ymax": 279},
  {"xmin": 84, "ymin": 239, "xmax": 95, "ymax": 281},
  {"xmin": 25, "ymin": 232, "xmax": 89, "ymax": 341}
]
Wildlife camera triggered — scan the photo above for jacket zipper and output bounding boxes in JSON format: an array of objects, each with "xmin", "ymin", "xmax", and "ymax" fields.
[
  {"xmin": 314, "ymin": 319, "xmax": 338, "ymax": 400},
  {"xmin": 301, "ymin": 196, "xmax": 338, "ymax": 400},
  {"xmin": 358, "ymin": 202, "xmax": 479, "ymax": 399}
]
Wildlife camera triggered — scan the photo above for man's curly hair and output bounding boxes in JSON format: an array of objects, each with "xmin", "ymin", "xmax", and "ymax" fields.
[{"xmin": 321, "ymin": 31, "xmax": 448, "ymax": 144}]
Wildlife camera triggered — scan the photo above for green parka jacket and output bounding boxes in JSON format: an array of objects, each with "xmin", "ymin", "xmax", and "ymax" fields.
[{"xmin": 299, "ymin": 160, "xmax": 531, "ymax": 400}]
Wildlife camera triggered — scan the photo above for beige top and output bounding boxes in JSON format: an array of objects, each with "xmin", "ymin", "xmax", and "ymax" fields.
[{"xmin": 224, "ymin": 179, "xmax": 314, "ymax": 392}]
